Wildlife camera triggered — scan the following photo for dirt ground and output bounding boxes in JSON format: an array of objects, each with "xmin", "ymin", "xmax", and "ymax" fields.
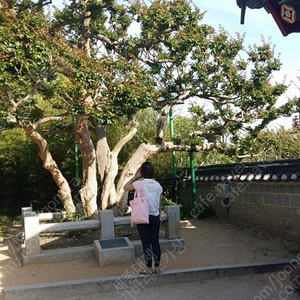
[{"xmin": 0, "ymin": 217, "xmax": 299, "ymax": 288}]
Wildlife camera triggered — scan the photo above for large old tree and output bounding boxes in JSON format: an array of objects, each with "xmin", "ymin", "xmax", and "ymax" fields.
[{"xmin": 0, "ymin": 0, "xmax": 297, "ymax": 217}]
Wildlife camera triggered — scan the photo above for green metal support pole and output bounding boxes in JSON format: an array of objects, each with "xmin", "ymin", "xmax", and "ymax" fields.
[
  {"xmin": 189, "ymin": 150, "xmax": 197, "ymax": 208},
  {"xmin": 169, "ymin": 107, "xmax": 178, "ymax": 203},
  {"xmin": 169, "ymin": 107, "xmax": 177, "ymax": 178},
  {"xmin": 73, "ymin": 117, "xmax": 80, "ymax": 181},
  {"xmin": 27, "ymin": 137, "xmax": 32, "ymax": 207},
  {"xmin": 74, "ymin": 140, "xmax": 79, "ymax": 181}
]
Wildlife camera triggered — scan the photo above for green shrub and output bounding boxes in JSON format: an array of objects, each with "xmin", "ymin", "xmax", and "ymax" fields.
[
  {"xmin": 0, "ymin": 215, "xmax": 12, "ymax": 237},
  {"xmin": 161, "ymin": 196, "xmax": 184, "ymax": 219}
]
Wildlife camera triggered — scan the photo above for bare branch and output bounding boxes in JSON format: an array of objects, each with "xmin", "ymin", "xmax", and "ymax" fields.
[
  {"xmin": 140, "ymin": 57, "xmax": 175, "ymax": 65},
  {"xmin": 32, "ymin": 115, "xmax": 68, "ymax": 130},
  {"xmin": 11, "ymin": 78, "xmax": 44, "ymax": 112},
  {"xmin": 7, "ymin": 80, "xmax": 41, "ymax": 113},
  {"xmin": 160, "ymin": 141, "xmax": 217, "ymax": 152},
  {"xmin": 43, "ymin": 127, "xmax": 73, "ymax": 137},
  {"xmin": 156, "ymin": 89, "xmax": 191, "ymax": 108},
  {"xmin": 156, "ymin": 105, "xmax": 170, "ymax": 144},
  {"xmin": 37, "ymin": 0, "xmax": 52, "ymax": 9},
  {"xmin": 96, "ymin": 34, "xmax": 118, "ymax": 47},
  {"xmin": 112, "ymin": 118, "xmax": 139, "ymax": 155},
  {"xmin": 7, "ymin": 90, "xmax": 16, "ymax": 107}
]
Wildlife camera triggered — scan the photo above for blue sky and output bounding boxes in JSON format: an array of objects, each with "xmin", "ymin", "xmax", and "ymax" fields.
[{"xmin": 195, "ymin": 1, "xmax": 300, "ymax": 76}]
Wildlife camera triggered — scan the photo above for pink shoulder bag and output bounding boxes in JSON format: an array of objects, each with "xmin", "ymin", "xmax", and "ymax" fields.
[{"xmin": 129, "ymin": 181, "xmax": 149, "ymax": 227}]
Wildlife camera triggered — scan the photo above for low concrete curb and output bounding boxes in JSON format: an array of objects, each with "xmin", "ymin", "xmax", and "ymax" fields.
[
  {"xmin": 22, "ymin": 238, "xmax": 184, "ymax": 265},
  {"xmin": 0, "ymin": 261, "xmax": 290, "ymax": 300},
  {"xmin": 22, "ymin": 246, "xmax": 95, "ymax": 265}
]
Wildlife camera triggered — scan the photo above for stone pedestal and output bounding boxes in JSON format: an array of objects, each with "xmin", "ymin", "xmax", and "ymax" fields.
[
  {"xmin": 94, "ymin": 237, "xmax": 134, "ymax": 267},
  {"xmin": 99, "ymin": 210, "xmax": 114, "ymax": 239},
  {"xmin": 164, "ymin": 206, "xmax": 181, "ymax": 239}
]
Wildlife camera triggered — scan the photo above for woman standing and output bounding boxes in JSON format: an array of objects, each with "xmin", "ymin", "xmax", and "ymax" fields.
[{"xmin": 124, "ymin": 162, "xmax": 163, "ymax": 275}]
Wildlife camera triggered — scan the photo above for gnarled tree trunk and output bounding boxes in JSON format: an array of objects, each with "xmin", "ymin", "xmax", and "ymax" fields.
[
  {"xmin": 94, "ymin": 124, "xmax": 110, "ymax": 183},
  {"xmin": 25, "ymin": 128, "xmax": 76, "ymax": 217},
  {"xmin": 99, "ymin": 119, "xmax": 139, "ymax": 210},
  {"xmin": 75, "ymin": 115, "xmax": 98, "ymax": 217}
]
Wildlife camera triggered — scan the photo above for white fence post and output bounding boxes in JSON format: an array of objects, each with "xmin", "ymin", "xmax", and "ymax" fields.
[
  {"xmin": 24, "ymin": 211, "xmax": 40, "ymax": 256},
  {"xmin": 21, "ymin": 207, "xmax": 32, "ymax": 227},
  {"xmin": 164, "ymin": 206, "xmax": 180, "ymax": 239}
]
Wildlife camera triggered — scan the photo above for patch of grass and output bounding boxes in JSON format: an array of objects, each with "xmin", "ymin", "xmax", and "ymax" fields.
[
  {"xmin": 0, "ymin": 215, "xmax": 11, "ymax": 237},
  {"xmin": 0, "ymin": 215, "xmax": 22, "ymax": 237},
  {"xmin": 0, "ymin": 224, "xmax": 7, "ymax": 237}
]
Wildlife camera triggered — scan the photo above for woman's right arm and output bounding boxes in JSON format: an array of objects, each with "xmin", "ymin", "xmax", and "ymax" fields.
[{"xmin": 123, "ymin": 170, "xmax": 141, "ymax": 191}]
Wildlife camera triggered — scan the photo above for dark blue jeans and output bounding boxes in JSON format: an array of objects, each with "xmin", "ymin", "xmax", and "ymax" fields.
[{"xmin": 137, "ymin": 215, "xmax": 161, "ymax": 268}]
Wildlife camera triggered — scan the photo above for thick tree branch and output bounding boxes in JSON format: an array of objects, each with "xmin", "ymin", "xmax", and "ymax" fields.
[
  {"xmin": 156, "ymin": 105, "xmax": 170, "ymax": 144},
  {"xmin": 160, "ymin": 141, "xmax": 217, "ymax": 152},
  {"xmin": 140, "ymin": 57, "xmax": 175, "ymax": 65},
  {"xmin": 96, "ymin": 34, "xmax": 118, "ymax": 47},
  {"xmin": 112, "ymin": 119, "xmax": 139, "ymax": 156},
  {"xmin": 50, "ymin": 0, "xmax": 113, "ymax": 32},
  {"xmin": 156, "ymin": 90, "xmax": 191, "ymax": 108},
  {"xmin": 32, "ymin": 115, "xmax": 68, "ymax": 130},
  {"xmin": 11, "ymin": 80, "xmax": 42, "ymax": 112}
]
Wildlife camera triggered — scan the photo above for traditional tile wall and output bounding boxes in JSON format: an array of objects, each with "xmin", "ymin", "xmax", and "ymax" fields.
[{"xmin": 178, "ymin": 181, "xmax": 300, "ymax": 240}]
